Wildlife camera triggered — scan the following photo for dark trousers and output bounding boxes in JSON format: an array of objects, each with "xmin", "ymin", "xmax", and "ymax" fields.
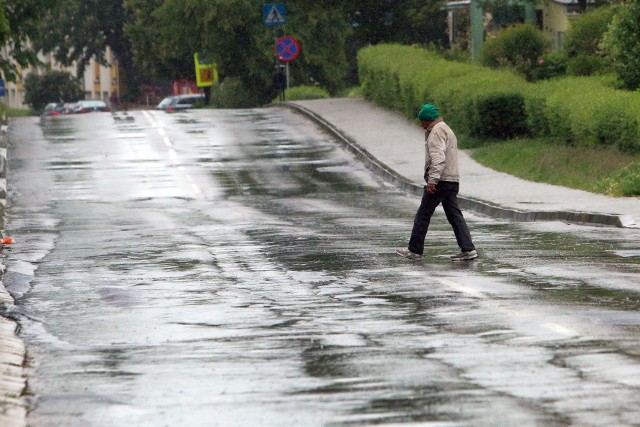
[{"xmin": 408, "ymin": 181, "xmax": 475, "ymax": 255}]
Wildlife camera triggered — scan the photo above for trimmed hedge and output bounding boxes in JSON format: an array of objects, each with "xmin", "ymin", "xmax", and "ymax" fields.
[{"xmin": 358, "ymin": 44, "xmax": 640, "ymax": 153}]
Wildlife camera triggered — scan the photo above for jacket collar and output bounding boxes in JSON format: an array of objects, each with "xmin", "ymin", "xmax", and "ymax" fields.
[{"xmin": 426, "ymin": 117, "xmax": 444, "ymax": 135}]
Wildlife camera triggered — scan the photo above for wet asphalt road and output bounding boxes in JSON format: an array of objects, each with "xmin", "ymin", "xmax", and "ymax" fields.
[{"xmin": 3, "ymin": 108, "xmax": 640, "ymax": 426}]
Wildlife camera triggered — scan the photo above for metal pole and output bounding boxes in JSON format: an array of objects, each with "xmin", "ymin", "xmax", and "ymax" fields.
[
  {"xmin": 470, "ymin": 0, "xmax": 484, "ymax": 62},
  {"xmin": 286, "ymin": 62, "xmax": 290, "ymax": 89}
]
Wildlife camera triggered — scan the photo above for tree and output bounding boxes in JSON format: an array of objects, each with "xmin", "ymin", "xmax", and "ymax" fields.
[
  {"xmin": 144, "ymin": 0, "xmax": 274, "ymax": 104},
  {"xmin": 601, "ymin": 0, "xmax": 640, "ymax": 90},
  {"xmin": 342, "ymin": 0, "xmax": 447, "ymax": 85},
  {"xmin": 282, "ymin": 2, "xmax": 351, "ymax": 94},
  {"xmin": 128, "ymin": 0, "xmax": 351, "ymax": 104},
  {"xmin": 34, "ymin": 0, "xmax": 139, "ymax": 100},
  {"xmin": 345, "ymin": 0, "xmax": 446, "ymax": 46},
  {"xmin": 123, "ymin": 0, "xmax": 451, "ymax": 104},
  {"xmin": 125, "ymin": 0, "xmax": 181, "ymax": 80},
  {"xmin": 0, "ymin": 0, "xmax": 49, "ymax": 81},
  {"xmin": 23, "ymin": 71, "xmax": 84, "ymax": 111}
]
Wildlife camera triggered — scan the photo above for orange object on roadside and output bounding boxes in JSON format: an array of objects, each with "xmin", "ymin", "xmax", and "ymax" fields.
[{"xmin": 1, "ymin": 237, "xmax": 13, "ymax": 245}]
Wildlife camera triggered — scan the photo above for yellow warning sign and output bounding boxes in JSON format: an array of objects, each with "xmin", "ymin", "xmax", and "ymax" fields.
[{"xmin": 194, "ymin": 53, "xmax": 218, "ymax": 87}]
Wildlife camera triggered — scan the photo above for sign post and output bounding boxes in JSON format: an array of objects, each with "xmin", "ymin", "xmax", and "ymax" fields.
[
  {"xmin": 263, "ymin": 4, "xmax": 289, "ymax": 100},
  {"xmin": 276, "ymin": 36, "xmax": 300, "ymax": 90}
]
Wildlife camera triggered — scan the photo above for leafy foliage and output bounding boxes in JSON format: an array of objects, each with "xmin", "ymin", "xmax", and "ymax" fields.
[
  {"xmin": 0, "ymin": 0, "xmax": 47, "ymax": 80},
  {"xmin": 563, "ymin": 5, "xmax": 616, "ymax": 77},
  {"xmin": 564, "ymin": 6, "xmax": 617, "ymax": 57},
  {"xmin": 530, "ymin": 50, "xmax": 568, "ymax": 81},
  {"xmin": 36, "ymin": 0, "xmax": 129, "ymax": 72},
  {"xmin": 210, "ymin": 77, "xmax": 260, "ymax": 108},
  {"xmin": 23, "ymin": 71, "xmax": 84, "ymax": 112},
  {"xmin": 34, "ymin": 0, "xmax": 139, "ymax": 100},
  {"xmin": 282, "ymin": 85, "xmax": 330, "ymax": 102},
  {"xmin": 124, "ymin": 0, "xmax": 447, "ymax": 105},
  {"xmin": 601, "ymin": 0, "xmax": 640, "ymax": 90},
  {"xmin": 479, "ymin": 24, "xmax": 546, "ymax": 81},
  {"xmin": 596, "ymin": 162, "xmax": 640, "ymax": 196},
  {"xmin": 359, "ymin": 44, "xmax": 640, "ymax": 154},
  {"xmin": 567, "ymin": 55, "xmax": 608, "ymax": 76},
  {"xmin": 470, "ymin": 94, "xmax": 528, "ymax": 139}
]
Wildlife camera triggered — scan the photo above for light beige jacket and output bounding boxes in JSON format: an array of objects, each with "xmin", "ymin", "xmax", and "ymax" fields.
[{"xmin": 424, "ymin": 118, "xmax": 460, "ymax": 184}]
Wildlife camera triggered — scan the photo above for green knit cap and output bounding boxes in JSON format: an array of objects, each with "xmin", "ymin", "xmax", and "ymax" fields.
[{"xmin": 417, "ymin": 103, "xmax": 440, "ymax": 121}]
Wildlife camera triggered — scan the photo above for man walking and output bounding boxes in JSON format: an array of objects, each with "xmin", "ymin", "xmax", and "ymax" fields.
[{"xmin": 396, "ymin": 103, "xmax": 478, "ymax": 261}]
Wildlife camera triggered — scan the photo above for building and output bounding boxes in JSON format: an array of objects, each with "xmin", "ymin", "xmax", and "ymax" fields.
[
  {"xmin": 540, "ymin": 0, "xmax": 585, "ymax": 49},
  {"xmin": 0, "ymin": 47, "xmax": 120, "ymax": 110},
  {"xmin": 446, "ymin": 0, "xmax": 587, "ymax": 56}
]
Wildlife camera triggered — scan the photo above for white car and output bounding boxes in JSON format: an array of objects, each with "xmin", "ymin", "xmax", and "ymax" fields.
[{"xmin": 156, "ymin": 94, "xmax": 205, "ymax": 111}]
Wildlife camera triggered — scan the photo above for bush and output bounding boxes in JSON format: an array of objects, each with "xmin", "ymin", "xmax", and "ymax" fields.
[
  {"xmin": 469, "ymin": 93, "xmax": 528, "ymax": 139},
  {"xmin": 541, "ymin": 76, "xmax": 640, "ymax": 149},
  {"xmin": 564, "ymin": 6, "xmax": 617, "ymax": 57},
  {"xmin": 531, "ymin": 50, "xmax": 567, "ymax": 81},
  {"xmin": 358, "ymin": 44, "xmax": 528, "ymax": 134},
  {"xmin": 479, "ymin": 24, "xmax": 547, "ymax": 81},
  {"xmin": 211, "ymin": 77, "xmax": 259, "ymax": 108},
  {"xmin": 523, "ymin": 94, "xmax": 550, "ymax": 137},
  {"xmin": 594, "ymin": 104, "xmax": 640, "ymax": 153},
  {"xmin": 23, "ymin": 71, "xmax": 84, "ymax": 112},
  {"xmin": 357, "ymin": 44, "xmax": 640, "ymax": 153},
  {"xmin": 595, "ymin": 162, "xmax": 640, "ymax": 196},
  {"xmin": 282, "ymin": 85, "xmax": 330, "ymax": 101},
  {"xmin": 567, "ymin": 54, "xmax": 609, "ymax": 76},
  {"xmin": 601, "ymin": 0, "xmax": 640, "ymax": 90}
]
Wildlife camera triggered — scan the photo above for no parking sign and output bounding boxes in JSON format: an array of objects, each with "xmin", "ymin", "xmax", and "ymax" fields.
[{"xmin": 276, "ymin": 36, "xmax": 300, "ymax": 63}]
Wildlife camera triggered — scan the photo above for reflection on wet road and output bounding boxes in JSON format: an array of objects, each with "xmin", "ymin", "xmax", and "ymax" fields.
[{"xmin": 4, "ymin": 109, "xmax": 640, "ymax": 426}]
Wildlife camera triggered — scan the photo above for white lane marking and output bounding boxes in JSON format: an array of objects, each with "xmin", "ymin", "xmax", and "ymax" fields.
[
  {"xmin": 142, "ymin": 110, "xmax": 203, "ymax": 196},
  {"xmin": 191, "ymin": 183, "xmax": 202, "ymax": 194}
]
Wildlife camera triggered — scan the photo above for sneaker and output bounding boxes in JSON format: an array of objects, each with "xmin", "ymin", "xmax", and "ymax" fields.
[
  {"xmin": 396, "ymin": 248, "xmax": 422, "ymax": 261},
  {"xmin": 450, "ymin": 250, "xmax": 478, "ymax": 261}
]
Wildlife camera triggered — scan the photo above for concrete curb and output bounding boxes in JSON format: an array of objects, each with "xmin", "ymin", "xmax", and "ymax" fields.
[
  {"xmin": 284, "ymin": 102, "xmax": 633, "ymax": 229},
  {"xmin": 0, "ymin": 116, "xmax": 28, "ymax": 427}
]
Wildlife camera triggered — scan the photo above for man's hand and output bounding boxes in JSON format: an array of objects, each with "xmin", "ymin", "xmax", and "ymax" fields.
[{"xmin": 425, "ymin": 183, "xmax": 437, "ymax": 194}]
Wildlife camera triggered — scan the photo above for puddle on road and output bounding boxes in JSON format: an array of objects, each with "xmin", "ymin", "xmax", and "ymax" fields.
[
  {"xmin": 46, "ymin": 160, "xmax": 93, "ymax": 170},
  {"xmin": 609, "ymin": 249, "xmax": 640, "ymax": 258}
]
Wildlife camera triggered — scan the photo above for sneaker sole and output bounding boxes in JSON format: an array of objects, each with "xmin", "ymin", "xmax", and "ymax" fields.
[
  {"xmin": 451, "ymin": 255, "xmax": 478, "ymax": 262},
  {"xmin": 395, "ymin": 249, "xmax": 422, "ymax": 261}
]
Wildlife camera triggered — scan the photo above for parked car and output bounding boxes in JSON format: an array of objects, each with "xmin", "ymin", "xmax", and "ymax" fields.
[
  {"xmin": 61, "ymin": 102, "xmax": 79, "ymax": 114},
  {"xmin": 156, "ymin": 94, "xmax": 205, "ymax": 111},
  {"xmin": 74, "ymin": 100, "xmax": 110, "ymax": 113},
  {"xmin": 42, "ymin": 103, "xmax": 65, "ymax": 116}
]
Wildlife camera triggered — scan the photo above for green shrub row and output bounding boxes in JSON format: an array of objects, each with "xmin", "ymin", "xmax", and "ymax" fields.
[{"xmin": 358, "ymin": 44, "xmax": 640, "ymax": 153}]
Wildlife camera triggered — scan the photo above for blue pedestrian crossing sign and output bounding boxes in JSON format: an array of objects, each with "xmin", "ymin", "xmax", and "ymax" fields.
[{"xmin": 263, "ymin": 3, "xmax": 286, "ymax": 26}]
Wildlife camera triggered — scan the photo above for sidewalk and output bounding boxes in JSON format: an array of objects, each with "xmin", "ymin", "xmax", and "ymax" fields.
[
  {"xmin": 286, "ymin": 98, "xmax": 640, "ymax": 229},
  {"xmin": 0, "ymin": 121, "xmax": 27, "ymax": 427}
]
